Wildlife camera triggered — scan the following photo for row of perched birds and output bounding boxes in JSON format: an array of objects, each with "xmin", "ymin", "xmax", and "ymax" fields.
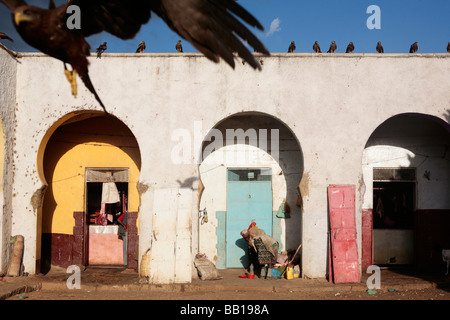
[
  {"xmin": 288, "ymin": 40, "xmax": 450, "ymax": 54},
  {"xmin": 2, "ymin": 31, "xmax": 449, "ymax": 57},
  {"xmin": 96, "ymin": 39, "xmax": 184, "ymax": 58}
]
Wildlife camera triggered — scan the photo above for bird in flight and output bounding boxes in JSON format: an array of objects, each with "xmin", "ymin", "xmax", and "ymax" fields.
[
  {"xmin": 345, "ymin": 42, "xmax": 354, "ymax": 53},
  {"xmin": 313, "ymin": 41, "xmax": 321, "ymax": 53},
  {"xmin": 376, "ymin": 41, "xmax": 384, "ymax": 53},
  {"xmin": 327, "ymin": 41, "xmax": 337, "ymax": 53},
  {"xmin": 0, "ymin": 0, "xmax": 269, "ymax": 113},
  {"xmin": 136, "ymin": 41, "xmax": 146, "ymax": 53},
  {"xmin": 409, "ymin": 42, "xmax": 418, "ymax": 53},
  {"xmin": 176, "ymin": 40, "xmax": 183, "ymax": 52},
  {"xmin": 96, "ymin": 42, "xmax": 107, "ymax": 58},
  {"xmin": 288, "ymin": 41, "xmax": 296, "ymax": 53}
]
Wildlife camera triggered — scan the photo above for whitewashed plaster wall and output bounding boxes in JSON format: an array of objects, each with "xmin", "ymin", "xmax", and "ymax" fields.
[
  {"xmin": 1, "ymin": 51, "xmax": 449, "ymax": 281},
  {"xmin": 0, "ymin": 50, "xmax": 17, "ymax": 273}
]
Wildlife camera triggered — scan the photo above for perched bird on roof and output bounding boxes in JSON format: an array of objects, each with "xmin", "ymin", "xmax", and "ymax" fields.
[
  {"xmin": 288, "ymin": 41, "xmax": 296, "ymax": 53},
  {"xmin": 0, "ymin": 31, "xmax": 13, "ymax": 42},
  {"xmin": 447, "ymin": 42, "xmax": 450, "ymax": 53},
  {"xmin": 0, "ymin": 0, "xmax": 269, "ymax": 113},
  {"xmin": 327, "ymin": 41, "xmax": 337, "ymax": 53},
  {"xmin": 376, "ymin": 41, "xmax": 384, "ymax": 53},
  {"xmin": 313, "ymin": 41, "xmax": 321, "ymax": 53},
  {"xmin": 136, "ymin": 41, "xmax": 146, "ymax": 53},
  {"xmin": 96, "ymin": 42, "xmax": 107, "ymax": 58},
  {"xmin": 0, "ymin": 31, "xmax": 18, "ymax": 58},
  {"xmin": 409, "ymin": 42, "xmax": 419, "ymax": 53},
  {"xmin": 176, "ymin": 40, "xmax": 183, "ymax": 52},
  {"xmin": 346, "ymin": 42, "xmax": 354, "ymax": 53}
]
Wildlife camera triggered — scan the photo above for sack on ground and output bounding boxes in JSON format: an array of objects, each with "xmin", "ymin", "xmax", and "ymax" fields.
[{"xmin": 194, "ymin": 255, "xmax": 222, "ymax": 280}]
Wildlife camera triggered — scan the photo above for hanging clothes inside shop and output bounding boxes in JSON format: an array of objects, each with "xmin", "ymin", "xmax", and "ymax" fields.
[{"xmin": 98, "ymin": 182, "xmax": 121, "ymax": 225}]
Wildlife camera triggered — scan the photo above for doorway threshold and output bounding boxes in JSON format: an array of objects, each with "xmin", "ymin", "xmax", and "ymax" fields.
[{"xmin": 87, "ymin": 265, "xmax": 126, "ymax": 269}]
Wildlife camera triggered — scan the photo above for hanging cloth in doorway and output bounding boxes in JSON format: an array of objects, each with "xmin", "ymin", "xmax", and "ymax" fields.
[
  {"xmin": 102, "ymin": 182, "xmax": 120, "ymax": 204},
  {"xmin": 100, "ymin": 182, "xmax": 120, "ymax": 224}
]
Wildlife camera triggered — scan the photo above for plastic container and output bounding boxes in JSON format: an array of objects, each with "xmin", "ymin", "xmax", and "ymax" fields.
[
  {"xmin": 286, "ymin": 266, "xmax": 294, "ymax": 280},
  {"xmin": 293, "ymin": 265, "xmax": 300, "ymax": 278}
]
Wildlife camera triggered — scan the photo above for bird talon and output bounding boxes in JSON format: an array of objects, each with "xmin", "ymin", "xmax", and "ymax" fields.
[{"xmin": 64, "ymin": 69, "xmax": 77, "ymax": 98}]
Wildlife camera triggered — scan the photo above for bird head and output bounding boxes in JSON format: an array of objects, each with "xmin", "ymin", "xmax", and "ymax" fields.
[{"xmin": 13, "ymin": 6, "xmax": 41, "ymax": 27}]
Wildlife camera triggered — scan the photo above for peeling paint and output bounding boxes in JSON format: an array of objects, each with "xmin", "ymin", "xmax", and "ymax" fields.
[
  {"xmin": 30, "ymin": 185, "xmax": 47, "ymax": 211},
  {"xmin": 299, "ymin": 171, "xmax": 310, "ymax": 198}
]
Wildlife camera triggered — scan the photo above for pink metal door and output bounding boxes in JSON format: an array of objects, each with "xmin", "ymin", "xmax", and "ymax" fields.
[{"xmin": 328, "ymin": 185, "xmax": 360, "ymax": 283}]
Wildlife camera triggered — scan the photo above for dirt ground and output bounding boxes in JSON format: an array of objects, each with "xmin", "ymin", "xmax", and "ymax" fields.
[
  {"xmin": 5, "ymin": 266, "xmax": 450, "ymax": 301},
  {"xmin": 8, "ymin": 285, "xmax": 450, "ymax": 301}
]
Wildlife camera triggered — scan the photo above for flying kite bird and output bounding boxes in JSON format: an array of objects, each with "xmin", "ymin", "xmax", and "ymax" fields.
[
  {"xmin": 345, "ymin": 42, "xmax": 354, "ymax": 53},
  {"xmin": 327, "ymin": 41, "xmax": 337, "ymax": 53},
  {"xmin": 0, "ymin": 0, "xmax": 269, "ymax": 113},
  {"xmin": 313, "ymin": 41, "xmax": 321, "ymax": 53},
  {"xmin": 288, "ymin": 41, "xmax": 296, "ymax": 53},
  {"xmin": 409, "ymin": 42, "xmax": 419, "ymax": 53},
  {"xmin": 96, "ymin": 42, "xmax": 107, "ymax": 58},
  {"xmin": 136, "ymin": 40, "xmax": 146, "ymax": 53},
  {"xmin": 176, "ymin": 40, "xmax": 183, "ymax": 52},
  {"xmin": 376, "ymin": 41, "xmax": 384, "ymax": 53}
]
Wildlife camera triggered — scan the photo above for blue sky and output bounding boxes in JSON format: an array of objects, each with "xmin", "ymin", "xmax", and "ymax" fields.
[{"xmin": 1, "ymin": 0, "xmax": 449, "ymax": 54}]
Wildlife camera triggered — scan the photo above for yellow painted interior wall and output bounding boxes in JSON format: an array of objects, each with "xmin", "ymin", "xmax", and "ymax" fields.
[{"xmin": 41, "ymin": 115, "xmax": 141, "ymax": 235}]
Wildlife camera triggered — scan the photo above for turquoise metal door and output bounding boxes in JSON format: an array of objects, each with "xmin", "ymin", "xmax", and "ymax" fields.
[{"xmin": 226, "ymin": 168, "xmax": 272, "ymax": 268}]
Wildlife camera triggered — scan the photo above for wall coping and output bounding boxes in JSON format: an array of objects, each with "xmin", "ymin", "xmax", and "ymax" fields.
[{"xmin": 16, "ymin": 52, "xmax": 450, "ymax": 59}]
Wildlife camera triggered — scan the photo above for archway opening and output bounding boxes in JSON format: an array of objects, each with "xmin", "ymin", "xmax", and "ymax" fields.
[
  {"xmin": 197, "ymin": 112, "xmax": 304, "ymax": 273},
  {"xmin": 362, "ymin": 113, "xmax": 450, "ymax": 273},
  {"xmin": 38, "ymin": 112, "xmax": 141, "ymax": 274}
]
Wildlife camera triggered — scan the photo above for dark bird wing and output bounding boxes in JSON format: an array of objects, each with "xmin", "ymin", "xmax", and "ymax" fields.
[
  {"xmin": 69, "ymin": 0, "xmax": 152, "ymax": 40},
  {"xmin": 148, "ymin": 0, "xmax": 269, "ymax": 69},
  {"xmin": 68, "ymin": 0, "xmax": 268, "ymax": 70}
]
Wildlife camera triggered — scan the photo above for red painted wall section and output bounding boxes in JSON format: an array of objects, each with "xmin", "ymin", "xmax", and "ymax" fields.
[
  {"xmin": 40, "ymin": 211, "xmax": 139, "ymax": 271},
  {"xmin": 361, "ymin": 209, "xmax": 373, "ymax": 271},
  {"xmin": 415, "ymin": 210, "xmax": 450, "ymax": 272}
]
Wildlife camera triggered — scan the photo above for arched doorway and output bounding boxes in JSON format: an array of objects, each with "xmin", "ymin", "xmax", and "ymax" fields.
[
  {"xmin": 197, "ymin": 112, "xmax": 304, "ymax": 271},
  {"xmin": 362, "ymin": 113, "xmax": 450, "ymax": 272},
  {"xmin": 37, "ymin": 112, "xmax": 141, "ymax": 273}
]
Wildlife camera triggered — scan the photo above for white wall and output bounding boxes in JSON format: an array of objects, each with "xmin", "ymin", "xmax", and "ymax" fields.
[
  {"xmin": 0, "ymin": 50, "xmax": 17, "ymax": 273},
  {"xmin": 0, "ymin": 52, "xmax": 449, "ymax": 281}
]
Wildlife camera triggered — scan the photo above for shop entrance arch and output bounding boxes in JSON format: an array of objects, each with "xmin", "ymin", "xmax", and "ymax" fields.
[
  {"xmin": 362, "ymin": 113, "xmax": 450, "ymax": 272},
  {"xmin": 198, "ymin": 112, "xmax": 304, "ymax": 270},
  {"xmin": 37, "ymin": 112, "xmax": 141, "ymax": 273}
]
